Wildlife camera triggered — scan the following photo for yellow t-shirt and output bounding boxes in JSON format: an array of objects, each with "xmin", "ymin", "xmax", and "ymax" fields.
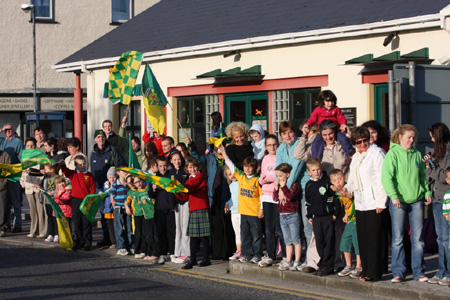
[{"xmin": 234, "ymin": 169, "xmax": 262, "ymax": 217}]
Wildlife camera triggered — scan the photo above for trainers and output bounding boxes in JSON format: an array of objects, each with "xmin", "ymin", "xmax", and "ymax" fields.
[
  {"xmin": 27, "ymin": 234, "xmax": 36, "ymax": 238},
  {"xmin": 338, "ymin": 265, "xmax": 355, "ymax": 277},
  {"xmin": 276, "ymin": 258, "xmax": 287, "ymax": 266},
  {"xmin": 428, "ymin": 276, "xmax": 440, "ymax": 284},
  {"xmin": 116, "ymin": 249, "xmax": 129, "ymax": 256},
  {"xmin": 258, "ymin": 256, "xmax": 273, "ymax": 267},
  {"xmin": 135, "ymin": 253, "xmax": 145, "ymax": 259},
  {"xmin": 417, "ymin": 276, "xmax": 428, "ymax": 282},
  {"xmin": 0, "ymin": 231, "xmax": 5, "ymax": 237},
  {"xmin": 144, "ymin": 256, "xmax": 158, "ymax": 261},
  {"xmin": 290, "ymin": 261, "xmax": 300, "ymax": 271},
  {"xmin": 170, "ymin": 255, "xmax": 177, "ymax": 262},
  {"xmin": 229, "ymin": 250, "xmax": 242, "ymax": 260},
  {"xmin": 438, "ymin": 277, "xmax": 450, "ymax": 286},
  {"xmin": 130, "ymin": 249, "xmax": 135, "ymax": 254},
  {"xmin": 391, "ymin": 276, "xmax": 404, "ymax": 283},
  {"xmin": 349, "ymin": 268, "xmax": 362, "ymax": 279},
  {"xmin": 173, "ymin": 256, "xmax": 189, "ymax": 264},
  {"xmin": 45, "ymin": 235, "xmax": 54, "ymax": 242},
  {"xmin": 158, "ymin": 255, "xmax": 166, "ymax": 265},
  {"xmin": 37, "ymin": 234, "xmax": 46, "ymax": 238},
  {"xmin": 278, "ymin": 260, "xmax": 292, "ymax": 271},
  {"xmin": 239, "ymin": 256, "xmax": 249, "ymax": 263},
  {"xmin": 250, "ymin": 256, "xmax": 261, "ymax": 264},
  {"xmin": 53, "ymin": 235, "xmax": 59, "ymax": 243}
]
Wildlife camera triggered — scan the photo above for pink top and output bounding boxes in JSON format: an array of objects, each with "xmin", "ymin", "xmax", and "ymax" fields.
[
  {"xmin": 306, "ymin": 106, "xmax": 347, "ymax": 128},
  {"xmin": 259, "ymin": 154, "xmax": 277, "ymax": 198}
]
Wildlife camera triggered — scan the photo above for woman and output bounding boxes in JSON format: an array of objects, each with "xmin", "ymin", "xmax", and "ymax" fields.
[
  {"xmin": 44, "ymin": 137, "xmax": 66, "ymax": 162},
  {"xmin": 224, "ymin": 122, "xmax": 254, "ymax": 171},
  {"xmin": 64, "ymin": 137, "xmax": 86, "ymax": 170},
  {"xmin": 381, "ymin": 124, "xmax": 432, "ymax": 283},
  {"xmin": 423, "ymin": 123, "xmax": 450, "ymax": 285},
  {"xmin": 361, "ymin": 120, "xmax": 390, "ymax": 153},
  {"xmin": 130, "ymin": 136, "xmax": 144, "ymax": 167},
  {"xmin": 345, "ymin": 127, "xmax": 387, "ymax": 281},
  {"xmin": 176, "ymin": 142, "xmax": 190, "ymax": 160},
  {"xmin": 141, "ymin": 141, "xmax": 159, "ymax": 171}
]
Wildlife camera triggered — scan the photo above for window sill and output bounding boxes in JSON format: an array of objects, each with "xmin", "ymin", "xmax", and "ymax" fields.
[
  {"xmin": 110, "ymin": 22, "xmax": 127, "ymax": 26},
  {"xmin": 29, "ymin": 19, "xmax": 58, "ymax": 24}
]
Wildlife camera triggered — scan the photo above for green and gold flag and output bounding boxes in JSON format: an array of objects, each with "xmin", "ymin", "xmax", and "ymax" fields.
[
  {"xmin": 108, "ymin": 51, "xmax": 143, "ymax": 105},
  {"xmin": 142, "ymin": 64, "xmax": 167, "ymax": 135},
  {"xmin": 21, "ymin": 149, "xmax": 53, "ymax": 170},
  {"xmin": 43, "ymin": 192, "xmax": 73, "ymax": 250},
  {"xmin": 80, "ymin": 190, "xmax": 110, "ymax": 223},
  {"xmin": 116, "ymin": 167, "xmax": 188, "ymax": 193},
  {"xmin": 0, "ymin": 163, "xmax": 22, "ymax": 182}
]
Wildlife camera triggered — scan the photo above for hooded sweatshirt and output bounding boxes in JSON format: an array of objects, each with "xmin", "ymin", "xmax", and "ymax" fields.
[
  {"xmin": 381, "ymin": 142, "xmax": 431, "ymax": 204},
  {"xmin": 249, "ymin": 124, "xmax": 266, "ymax": 163}
]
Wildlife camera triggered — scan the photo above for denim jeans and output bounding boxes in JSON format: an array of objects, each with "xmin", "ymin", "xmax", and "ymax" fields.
[
  {"xmin": 390, "ymin": 200, "xmax": 425, "ymax": 280},
  {"xmin": 301, "ymin": 194, "xmax": 313, "ymax": 262},
  {"xmin": 114, "ymin": 207, "xmax": 133, "ymax": 251},
  {"xmin": 263, "ymin": 202, "xmax": 286, "ymax": 259},
  {"xmin": 433, "ymin": 202, "xmax": 450, "ymax": 278},
  {"xmin": 241, "ymin": 215, "xmax": 263, "ymax": 259},
  {"xmin": 280, "ymin": 212, "xmax": 301, "ymax": 245}
]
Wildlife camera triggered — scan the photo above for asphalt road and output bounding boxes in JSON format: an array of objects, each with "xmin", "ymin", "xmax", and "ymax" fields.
[{"xmin": 0, "ymin": 242, "xmax": 376, "ymax": 300}]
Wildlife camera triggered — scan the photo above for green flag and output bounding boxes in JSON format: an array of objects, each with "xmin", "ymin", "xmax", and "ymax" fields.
[
  {"xmin": 43, "ymin": 193, "xmax": 73, "ymax": 250},
  {"xmin": 21, "ymin": 149, "xmax": 53, "ymax": 170},
  {"xmin": 128, "ymin": 137, "xmax": 141, "ymax": 169},
  {"xmin": 142, "ymin": 64, "xmax": 167, "ymax": 135},
  {"xmin": 80, "ymin": 190, "xmax": 110, "ymax": 223},
  {"xmin": 0, "ymin": 163, "xmax": 22, "ymax": 182}
]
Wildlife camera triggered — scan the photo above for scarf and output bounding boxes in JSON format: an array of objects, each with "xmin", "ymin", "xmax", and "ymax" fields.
[
  {"xmin": 347, "ymin": 146, "xmax": 370, "ymax": 192},
  {"xmin": 215, "ymin": 155, "xmax": 224, "ymax": 167}
]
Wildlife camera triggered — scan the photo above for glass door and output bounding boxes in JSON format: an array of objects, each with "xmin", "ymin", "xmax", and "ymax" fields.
[
  {"xmin": 374, "ymin": 83, "xmax": 389, "ymax": 128},
  {"xmin": 225, "ymin": 92, "xmax": 268, "ymax": 130}
]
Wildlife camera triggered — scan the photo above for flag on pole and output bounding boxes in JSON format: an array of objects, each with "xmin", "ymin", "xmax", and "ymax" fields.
[
  {"xmin": 142, "ymin": 64, "xmax": 167, "ymax": 135},
  {"xmin": 116, "ymin": 167, "xmax": 188, "ymax": 193},
  {"xmin": 21, "ymin": 149, "xmax": 53, "ymax": 170},
  {"xmin": 128, "ymin": 137, "xmax": 141, "ymax": 169},
  {"xmin": 43, "ymin": 193, "xmax": 73, "ymax": 250},
  {"xmin": 0, "ymin": 163, "xmax": 22, "ymax": 182},
  {"xmin": 108, "ymin": 51, "xmax": 143, "ymax": 105},
  {"xmin": 79, "ymin": 190, "xmax": 110, "ymax": 223}
]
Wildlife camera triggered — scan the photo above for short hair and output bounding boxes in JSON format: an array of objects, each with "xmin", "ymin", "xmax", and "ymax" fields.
[
  {"xmin": 57, "ymin": 138, "xmax": 67, "ymax": 152},
  {"xmin": 131, "ymin": 136, "xmax": 140, "ymax": 146},
  {"xmin": 265, "ymin": 134, "xmax": 279, "ymax": 145},
  {"xmin": 34, "ymin": 127, "xmax": 45, "ymax": 135},
  {"xmin": 24, "ymin": 137, "xmax": 37, "ymax": 146},
  {"xmin": 275, "ymin": 163, "xmax": 292, "ymax": 174},
  {"xmin": 156, "ymin": 155, "xmax": 167, "ymax": 163},
  {"xmin": 66, "ymin": 137, "xmax": 81, "ymax": 148},
  {"xmin": 248, "ymin": 129, "xmax": 261, "ymax": 136},
  {"xmin": 306, "ymin": 157, "xmax": 322, "ymax": 170},
  {"xmin": 317, "ymin": 90, "xmax": 337, "ymax": 107},
  {"xmin": 300, "ymin": 120, "xmax": 318, "ymax": 134},
  {"xmin": 148, "ymin": 156, "xmax": 158, "ymax": 168},
  {"xmin": 329, "ymin": 169, "xmax": 344, "ymax": 178},
  {"xmin": 446, "ymin": 166, "xmax": 450, "ymax": 176},
  {"xmin": 44, "ymin": 163, "xmax": 59, "ymax": 173},
  {"xmin": 162, "ymin": 136, "xmax": 175, "ymax": 145},
  {"xmin": 350, "ymin": 127, "xmax": 370, "ymax": 145},
  {"xmin": 278, "ymin": 121, "xmax": 296, "ymax": 135},
  {"xmin": 102, "ymin": 120, "xmax": 113, "ymax": 127},
  {"xmin": 319, "ymin": 119, "xmax": 337, "ymax": 132},
  {"xmin": 225, "ymin": 122, "xmax": 249, "ymax": 142},
  {"xmin": 116, "ymin": 162, "xmax": 128, "ymax": 169},
  {"xmin": 54, "ymin": 175, "xmax": 66, "ymax": 185},
  {"xmin": 74, "ymin": 155, "xmax": 87, "ymax": 165},
  {"xmin": 185, "ymin": 157, "xmax": 200, "ymax": 170},
  {"xmin": 243, "ymin": 156, "xmax": 258, "ymax": 173}
]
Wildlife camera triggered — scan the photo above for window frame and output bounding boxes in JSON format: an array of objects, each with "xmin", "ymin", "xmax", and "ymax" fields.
[
  {"xmin": 31, "ymin": 0, "xmax": 55, "ymax": 22},
  {"xmin": 119, "ymin": 100, "xmax": 141, "ymax": 139},
  {"xmin": 177, "ymin": 96, "xmax": 206, "ymax": 153},
  {"xmin": 111, "ymin": 0, "xmax": 134, "ymax": 25},
  {"xmin": 289, "ymin": 88, "xmax": 321, "ymax": 135}
]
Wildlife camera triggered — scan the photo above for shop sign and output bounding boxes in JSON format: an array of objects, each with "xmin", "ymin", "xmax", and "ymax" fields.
[{"xmin": 0, "ymin": 98, "xmax": 34, "ymax": 110}]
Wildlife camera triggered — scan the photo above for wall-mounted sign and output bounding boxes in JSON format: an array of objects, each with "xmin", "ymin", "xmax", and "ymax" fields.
[
  {"xmin": 341, "ymin": 107, "xmax": 357, "ymax": 129},
  {"xmin": 41, "ymin": 98, "xmax": 87, "ymax": 111},
  {"xmin": 0, "ymin": 98, "xmax": 34, "ymax": 110}
]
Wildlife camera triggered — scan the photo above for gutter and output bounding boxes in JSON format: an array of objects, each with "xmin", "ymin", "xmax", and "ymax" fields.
[{"xmin": 53, "ymin": 12, "xmax": 448, "ymax": 73}]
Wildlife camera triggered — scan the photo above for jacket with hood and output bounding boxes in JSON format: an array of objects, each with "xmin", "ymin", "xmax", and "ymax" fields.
[
  {"xmin": 424, "ymin": 143, "xmax": 450, "ymax": 204},
  {"xmin": 306, "ymin": 106, "xmax": 347, "ymax": 128},
  {"xmin": 90, "ymin": 142, "xmax": 124, "ymax": 189},
  {"xmin": 249, "ymin": 124, "xmax": 266, "ymax": 163},
  {"xmin": 381, "ymin": 142, "xmax": 431, "ymax": 204}
]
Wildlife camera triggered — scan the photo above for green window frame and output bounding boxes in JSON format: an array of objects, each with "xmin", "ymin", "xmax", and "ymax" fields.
[
  {"xmin": 177, "ymin": 96, "xmax": 206, "ymax": 153},
  {"xmin": 289, "ymin": 88, "xmax": 321, "ymax": 134},
  {"xmin": 119, "ymin": 100, "xmax": 141, "ymax": 139}
]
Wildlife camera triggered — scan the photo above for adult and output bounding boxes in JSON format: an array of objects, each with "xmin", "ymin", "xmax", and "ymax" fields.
[
  {"xmin": 361, "ymin": 120, "xmax": 390, "ymax": 153},
  {"xmin": 423, "ymin": 123, "xmax": 450, "ymax": 285},
  {"xmin": 344, "ymin": 127, "xmax": 387, "ymax": 282},
  {"xmin": 130, "ymin": 136, "xmax": 144, "ymax": 167},
  {"xmin": 141, "ymin": 141, "xmax": 159, "ymax": 171},
  {"xmin": 34, "ymin": 127, "xmax": 46, "ymax": 152},
  {"xmin": 381, "ymin": 124, "xmax": 432, "ymax": 283},
  {"xmin": 65, "ymin": 137, "xmax": 87, "ymax": 171},
  {"xmin": 102, "ymin": 117, "xmax": 129, "ymax": 164},
  {"xmin": 143, "ymin": 129, "xmax": 164, "ymax": 156},
  {"xmin": 224, "ymin": 122, "xmax": 253, "ymax": 171},
  {"xmin": 0, "ymin": 148, "xmax": 11, "ymax": 237},
  {"xmin": 176, "ymin": 142, "xmax": 190, "ymax": 160},
  {"xmin": 57, "ymin": 138, "xmax": 69, "ymax": 160},
  {"xmin": 0, "ymin": 123, "xmax": 24, "ymax": 232},
  {"xmin": 43, "ymin": 137, "xmax": 66, "ymax": 162}
]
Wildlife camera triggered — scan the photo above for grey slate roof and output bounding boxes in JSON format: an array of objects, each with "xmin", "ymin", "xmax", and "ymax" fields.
[{"xmin": 57, "ymin": 0, "xmax": 450, "ymax": 65}]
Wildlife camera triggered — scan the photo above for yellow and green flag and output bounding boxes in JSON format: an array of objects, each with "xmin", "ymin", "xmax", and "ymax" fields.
[
  {"xmin": 80, "ymin": 190, "xmax": 110, "ymax": 223},
  {"xmin": 43, "ymin": 193, "xmax": 73, "ymax": 250},
  {"xmin": 0, "ymin": 163, "xmax": 22, "ymax": 182},
  {"xmin": 21, "ymin": 149, "xmax": 53, "ymax": 170},
  {"xmin": 116, "ymin": 167, "xmax": 188, "ymax": 193},
  {"xmin": 142, "ymin": 64, "xmax": 167, "ymax": 135},
  {"xmin": 108, "ymin": 51, "xmax": 143, "ymax": 105}
]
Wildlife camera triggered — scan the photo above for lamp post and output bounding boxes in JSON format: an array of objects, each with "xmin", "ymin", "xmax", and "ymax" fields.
[{"xmin": 21, "ymin": 3, "xmax": 38, "ymax": 112}]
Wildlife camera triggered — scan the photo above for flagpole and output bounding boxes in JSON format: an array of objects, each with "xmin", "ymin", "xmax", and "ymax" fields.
[{"xmin": 165, "ymin": 99, "xmax": 190, "ymax": 139}]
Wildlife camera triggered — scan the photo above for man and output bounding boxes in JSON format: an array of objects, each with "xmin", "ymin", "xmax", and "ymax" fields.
[
  {"xmin": 0, "ymin": 149, "xmax": 11, "ymax": 237},
  {"xmin": 34, "ymin": 127, "xmax": 46, "ymax": 153},
  {"xmin": 0, "ymin": 123, "xmax": 24, "ymax": 232},
  {"xmin": 102, "ymin": 117, "xmax": 128, "ymax": 164},
  {"xmin": 90, "ymin": 129, "xmax": 124, "ymax": 246}
]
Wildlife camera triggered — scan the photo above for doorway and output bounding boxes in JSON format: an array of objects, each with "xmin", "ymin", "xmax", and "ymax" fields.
[
  {"xmin": 225, "ymin": 92, "xmax": 268, "ymax": 130},
  {"xmin": 374, "ymin": 83, "xmax": 389, "ymax": 128}
]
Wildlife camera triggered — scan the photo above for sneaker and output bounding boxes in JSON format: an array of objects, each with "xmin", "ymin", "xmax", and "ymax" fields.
[
  {"xmin": 276, "ymin": 258, "xmax": 287, "ymax": 266},
  {"xmin": 229, "ymin": 250, "xmax": 242, "ymax": 260},
  {"xmin": 438, "ymin": 277, "xmax": 450, "ymax": 286},
  {"xmin": 130, "ymin": 249, "xmax": 135, "ymax": 254},
  {"xmin": 45, "ymin": 235, "xmax": 54, "ymax": 242},
  {"xmin": 158, "ymin": 255, "xmax": 166, "ymax": 265},
  {"xmin": 391, "ymin": 276, "xmax": 404, "ymax": 283},
  {"xmin": 428, "ymin": 276, "xmax": 440, "ymax": 284},
  {"xmin": 417, "ymin": 276, "xmax": 428, "ymax": 282},
  {"xmin": 338, "ymin": 266, "xmax": 355, "ymax": 277},
  {"xmin": 144, "ymin": 256, "xmax": 158, "ymax": 261},
  {"xmin": 135, "ymin": 253, "xmax": 145, "ymax": 259},
  {"xmin": 116, "ymin": 249, "xmax": 129, "ymax": 256},
  {"xmin": 27, "ymin": 234, "xmax": 36, "ymax": 238},
  {"xmin": 290, "ymin": 261, "xmax": 300, "ymax": 271},
  {"xmin": 53, "ymin": 235, "xmax": 59, "ymax": 243},
  {"xmin": 299, "ymin": 262, "xmax": 308, "ymax": 271},
  {"xmin": 258, "ymin": 256, "xmax": 273, "ymax": 267},
  {"xmin": 0, "ymin": 231, "xmax": 5, "ymax": 237},
  {"xmin": 170, "ymin": 255, "xmax": 177, "ymax": 262},
  {"xmin": 349, "ymin": 268, "xmax": 362, "ymax": 279},
  {"xmin": 37, "ymin": 234, "xmax": 46, "ymax": 238},
  {"xmin": 278, "ymin": 260, "xmax": 292, "ymax": 271},
  {"xmin": 173, "ymin": 256, "xmax": 189, "ymax": 264},
  {"xmin": 239, "ymin": 256, "xmax": 249, "ymax": 263},
  {"xmin": 250, "ymin": 256, "xmax": 261, "ymax": 264}
]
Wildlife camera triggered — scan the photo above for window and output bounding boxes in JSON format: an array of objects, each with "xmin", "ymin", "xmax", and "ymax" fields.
[
  {"xmin": 119, "ymin": 100, "xmax": 141, "ymax": 139},
  {"xmin": 290, "ymin": 88, "xmax": 320, "ymax": 135},
  {"xmin": 32, "ymin": 0, "xmax": 54, "ymax": 21},
  {"xmin": 177, "ymin": 96, "xmax": 206, "ymax": 153},
  {"xmin": 112, "ymin": 0, "xmax": 133, "ymax": 24}
]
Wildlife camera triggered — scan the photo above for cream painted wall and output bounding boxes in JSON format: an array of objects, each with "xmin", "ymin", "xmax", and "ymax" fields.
[{"xmin": 1, "ymin": 0, "xmax": 159, "ymax": 91}]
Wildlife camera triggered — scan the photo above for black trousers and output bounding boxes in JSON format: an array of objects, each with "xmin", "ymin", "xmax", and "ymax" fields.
[
  {"xmin": 190, "ymin": 237, "xmax": 210, "ymax": 263},
  {"xmin": 211, "ymin": 197, "xmax": 235, "ymax": 259},
  {"xmin": 72, "ymin": 197, "xmax": 92, "ymax": 246},
  {"xmin": 45, "ymin": 204, "xmax": 57, "ymax": 236},
  {"xmin": 313, "ymin": 215, "xmax": 335, "ymax": 271},
  {"xmin": 154, "ymin": 209, "xmax": 175, "ymax": 255},
  {"xmin": 334, "ymin": 206, "xmax": 346, "ymax": 269},
  {"xmin": 134, "ymin": 215, "xmax": 145, "ymax": 254},
  {"xmin": 106, "ymin": 219, "xmax": 116, "ymax": 245},
  {"xmin": 355, "ymin": 209, "xmax": 383, "ymax": 279},
  {"xmin": 143, "ymin": 218, "xmax": 158, "ymax": 256}
]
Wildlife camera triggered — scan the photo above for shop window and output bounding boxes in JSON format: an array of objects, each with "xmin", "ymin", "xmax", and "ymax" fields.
[
  {"xmin": 31, "ymin": 0, "xmax": 54, "ymax": 21},
  {"xmin": 119, "ymin": 100, "xmax": 141, "ymax": 139},
  {"xmin": 290, "ymin": 88, "xmax": 320, "ymax": 135},
  {"xmin": 177, "ymin": 96, "xmax": 206, "ymax": 153},
  {"xmin": 111, "ymin": 0, "xmax": 133, "ymax": 24}
]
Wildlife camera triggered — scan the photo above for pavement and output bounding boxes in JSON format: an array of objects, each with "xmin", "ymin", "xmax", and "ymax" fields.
[{"xmin": 2, "ymin": 201, "xmax": 450, "ymax": 300}]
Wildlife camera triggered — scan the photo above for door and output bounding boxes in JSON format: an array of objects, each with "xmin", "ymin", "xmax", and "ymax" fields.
[
  {"xmin": 225, "ymin": 93, "xmax": 268, "ymax": 130},
  {"xmin": 374, "ymin": 83, "xmax": 389, "ymax": 128},
  {"xmin": 290, "ymin": 88, "xmax": 320, "ymax": 133}
]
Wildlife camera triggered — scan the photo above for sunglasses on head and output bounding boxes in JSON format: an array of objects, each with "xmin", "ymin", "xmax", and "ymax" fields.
[{"xmin": 355, "ymin": 138, "xmax": 369, "ymax": 145}]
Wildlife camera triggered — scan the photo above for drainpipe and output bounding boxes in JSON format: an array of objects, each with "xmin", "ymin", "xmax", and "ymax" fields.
[
  {"xmin": 408, "ymin": 61, "xmax": 416, "ymax": 126},
  {"xmin": 74, "ymin": 71, "xmax": 83, "ymax": 140},
  {"xmin": 388, "ymin": 70, "xmax": 395, "ymax": 134}
]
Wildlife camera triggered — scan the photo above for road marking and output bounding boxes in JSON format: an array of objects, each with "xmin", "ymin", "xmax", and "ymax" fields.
[{"xmin": 154, "ymin": 268, "xmax": 358, "ymax": 300}]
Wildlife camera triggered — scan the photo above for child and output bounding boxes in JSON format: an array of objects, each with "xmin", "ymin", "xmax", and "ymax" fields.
[
  {"xmin": 167, "ymin": 151, "xmax": 190, "ymax": 263},
  {"xmin": 303, "ymin": 90, "xmax": 353, "ymax": 159},
  {"xmin": 60, "ymin": 155, "xmax": 96, "ymax": 250},
  {"xmin": 103, "ymin": 167, "xmax": 117, "ymax": 249},
  {"xmin": 175, "ymin": 157, "xmax": 211, "ymax": 269},
  {"xmin": 274, "ymin": 163, "xmax": 301, "ymax": 271},
  {"xmin": 249, "ymin": 124, "xmax": 266, "ymax": 164},
  {"xmin": 42, "ymin": 164, "xmax": 58, "ymax": 243},
  {"xmin": 150, "ymin": 156, "xmax": 176, "ymax": 265},
  {"xmin": 53, "ymin": 175, "xmax": 73, "ymax": 229},
  {"xmin": 443, "ymin": 167, "xmax": 450, "ymax": 224},
  {"xmin": 147, "ymin": 156, "xmax": 158, "ymax": 174},
  {"xmin": 305, "ymin": 158, "xmax": 340, "ymax": 276},
  {"xmin": 329, "ymin": 169, "xmax": 362, "ymax": 279},
  {"xmin": 111, "ymin": 163, "xmax": 133, "ymax": 256},
  {"xmin": 221, "ymin": 144, "xmax": 263, "ymax": 264},
  {"xmin": 225, "ymin": 122, "xmax": 254, "ymax": 171},
  {"xmin": 224, "ymin": 165, "xmax": 241, "ymax": 260},
  {"xmin": 258, "ymin": 134, "xmax": 286, "ymax": 268}
]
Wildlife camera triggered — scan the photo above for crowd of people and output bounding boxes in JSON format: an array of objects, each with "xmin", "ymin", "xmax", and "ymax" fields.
[{"xmin": 1, "ymin": 90, "xmax": 450, "ymax": 285}]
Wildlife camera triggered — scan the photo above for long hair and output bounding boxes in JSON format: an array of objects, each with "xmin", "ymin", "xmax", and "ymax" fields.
[
  {"xmin": 428, "ymin": 123, "xmax": 450, "ymax": 160},
  {"xmin": 361, "ymin": 120, "xmax": 390, "ymax": 148},
  {"xmin": 391, "ymin": 124, "xmax": 418, "ymax": 145},
  {"xmin": 211, "ymin": 111, "xmax": 222, "ymax": 131}
]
